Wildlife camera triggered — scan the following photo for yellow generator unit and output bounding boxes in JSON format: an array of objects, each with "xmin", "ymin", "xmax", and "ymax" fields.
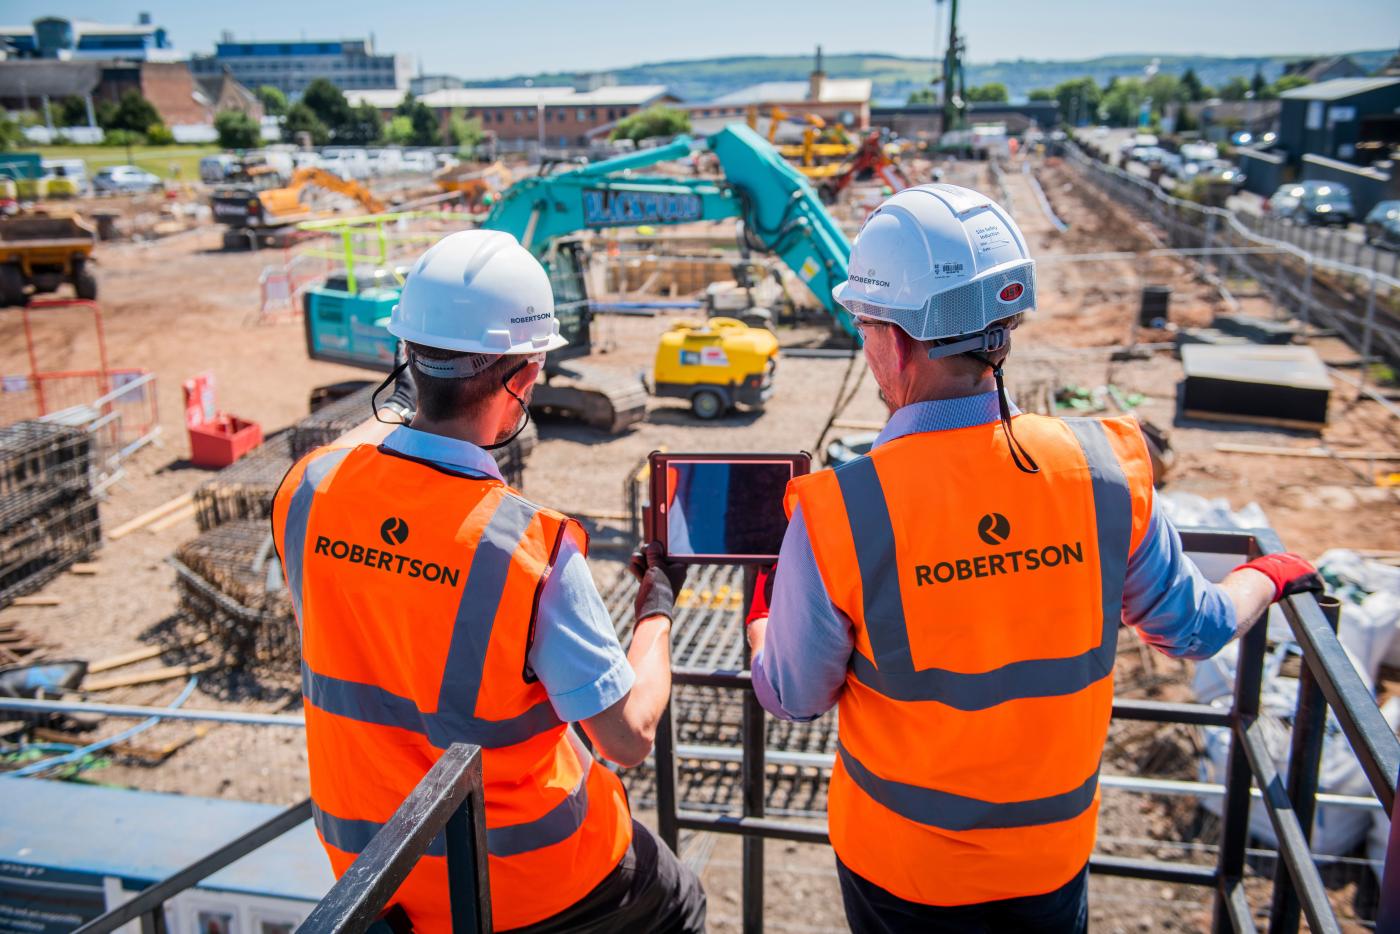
[{"xmin": 653, "ymin": 317, "xmax": 779, "ymax": 419}]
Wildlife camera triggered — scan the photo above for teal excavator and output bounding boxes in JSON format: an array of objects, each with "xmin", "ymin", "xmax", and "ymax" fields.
[{"xmin": 302, "ymin": 124, "xmax": 853, "ymax": 432}]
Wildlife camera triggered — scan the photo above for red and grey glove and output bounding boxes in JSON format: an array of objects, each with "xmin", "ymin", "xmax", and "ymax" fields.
[
  {"xmin": 1234, "ymin": 552, "xmax": 1324, "ymax": 602},
  {"xmin": 746, "ymin": 563, "xmax": 777, "ymax": 627}
]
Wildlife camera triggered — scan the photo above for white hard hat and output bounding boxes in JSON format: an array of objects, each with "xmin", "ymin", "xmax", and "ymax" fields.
[
  {"xmin": 389, "ymin": 229, "xmax": 567, "ymax": 356},
  {"xmin": 833, "ymin": 184, "xmax": 1035, "ymax": 345}
]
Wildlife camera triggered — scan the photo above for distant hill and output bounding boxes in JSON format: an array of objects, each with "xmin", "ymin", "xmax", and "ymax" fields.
[{"xmin": 463, "ymin": 49, "xmax": 1395, "ymax": 105}]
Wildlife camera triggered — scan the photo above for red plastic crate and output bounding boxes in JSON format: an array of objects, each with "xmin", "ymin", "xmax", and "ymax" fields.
[{"xmin": 188, "ymin": 415, "xmax": 262, "ymax": 469}]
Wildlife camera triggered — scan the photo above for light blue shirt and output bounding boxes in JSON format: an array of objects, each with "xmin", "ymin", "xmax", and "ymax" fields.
[
  {"xmin": 380, "ymin": 426, "xmax": 633, "ymax": 723},
  {"xmin": 752, "ymin": 393, "xmax": 1238, "ymax": 722}
]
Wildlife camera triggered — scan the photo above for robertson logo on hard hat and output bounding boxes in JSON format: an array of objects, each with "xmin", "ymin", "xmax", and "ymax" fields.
[
  {"xmin": 848, "ymin": 271, "xmax": 891, "ymax": 289},
  {"xmin": 997, "ymin": 282, "xmax": 1025, "ymax": 303},
  {"xmin": 313, "ymin": 517, "xmax": 461, "ymax": 587},
  {"xmin": 914, "ymin": 514, "xmax": 1084, "ymax": 586}
]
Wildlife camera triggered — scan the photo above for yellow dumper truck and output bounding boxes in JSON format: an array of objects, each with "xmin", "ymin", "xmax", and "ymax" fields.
[{"xmin": 0, "ymin": 213, "xmax": 98, "ymax": 306}]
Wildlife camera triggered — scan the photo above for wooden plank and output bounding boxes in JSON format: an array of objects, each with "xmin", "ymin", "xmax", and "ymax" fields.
[
  {"xmin": 147, "ymin": 503, "xmax": 197, "ymax": 534},
  {"xmin": 84, "ymin": 660, "xmax": 219, "ymax": 692},
  {"xmin": 70, "ymin": 563, "xmax": 100, "ymax": 575},
  {"xmin": 11, "ymin": 596, "xmax": 61, "ymax": 607},
  {"xmin": 1184, "ymin": 409, "xmax": 1326, "ymax": 433},
  {"xmin": 108, "ymin": 492, "xmax": 194, "ymax": 540},
  {"xmin": 1214, "ymin": 443, "xmax": 1400, "ymax": 461},
  {"xmin": 86, "ymin": 634, "xmax": 211, "ymax": 674}
]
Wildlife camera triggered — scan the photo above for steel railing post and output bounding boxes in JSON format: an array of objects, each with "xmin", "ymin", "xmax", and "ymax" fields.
[
  {"xmin": 655, "ymin": 699, "xmax": 681, "ymax": 852},
  {"xmin": 1359, "ymin": 273, "xmax": 1378, "ymax": 398},
  {"xmin": 445, "ymin": 752, "xmax": 492, "ymax": 934},
  {"xmin": 1213, "ymin": 590, "xmax": 1269, "ymax": 931},
  {"xmin": 740, "ymin": 563, "xmax": 765, "ymax": 934},
  {"xmin": 1301, "ymin": 258, "xmax": 1314, "ymax": 329},
  {"xmin": 1377, "ymin": 786, "xmax": 1400, "ymax": 933},
  {"xmin": 1269, "ymin": 595, "xmax": 1342, "ymax": 933}
]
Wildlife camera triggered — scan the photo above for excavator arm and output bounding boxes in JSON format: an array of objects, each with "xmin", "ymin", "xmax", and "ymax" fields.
[
  {"xmin": 267, "ymin": 167, "xmax": 386, "ymax": 217},
  {"xmin": 482, "ymin": 124, "xmax": 854, "ymax": 336}
]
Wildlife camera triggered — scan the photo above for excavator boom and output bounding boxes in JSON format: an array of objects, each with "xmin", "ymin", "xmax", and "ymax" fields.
[{"xmin": 482, "ymin": 123, "xmax": 854, "ymax": 336}]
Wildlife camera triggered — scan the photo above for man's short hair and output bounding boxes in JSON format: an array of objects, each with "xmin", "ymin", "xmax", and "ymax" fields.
[{"xmin": 406, "ymin": 342, "xmax": 519, "ymax": 421}]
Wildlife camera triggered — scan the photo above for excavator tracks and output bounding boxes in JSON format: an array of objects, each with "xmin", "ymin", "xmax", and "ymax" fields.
[{"xmin": 531, "ymin": 363, "xmax": 649, "ymax": 434}]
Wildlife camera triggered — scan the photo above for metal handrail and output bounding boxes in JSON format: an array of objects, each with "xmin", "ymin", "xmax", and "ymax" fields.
[
  {"xmin": 66, "ymin": 744, "xmax": 492, "ymax": 934},
  {"xmin": 73, "ymin": 800, "xmax": 314, "ymax": 934},
  {"xmin": 299, "ymin": 742, "xmax": 492, "ymax": 933},
  {"xmin": 652, "ymin": 529, "xmax": 1400, "ymax": 934}
]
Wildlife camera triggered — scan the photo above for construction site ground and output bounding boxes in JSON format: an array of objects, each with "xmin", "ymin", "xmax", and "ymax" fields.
[{"xmin": 2, "ymin": 153, "xmax": 1398, "ymax": 932}]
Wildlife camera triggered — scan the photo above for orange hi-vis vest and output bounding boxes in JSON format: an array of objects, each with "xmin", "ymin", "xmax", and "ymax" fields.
[
  {"xmin": 786, "ymin": 414, "xmax": 1155, "ymax": 906},
  {"xmin": 272, "ymin": 443, "xmax": 632, "ymax": 932}
]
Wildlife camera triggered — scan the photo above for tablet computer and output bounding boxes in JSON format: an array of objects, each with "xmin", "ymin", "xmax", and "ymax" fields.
[{"xmin": 648, "ymin": 452, "xmax": 810, "ymax": 564}]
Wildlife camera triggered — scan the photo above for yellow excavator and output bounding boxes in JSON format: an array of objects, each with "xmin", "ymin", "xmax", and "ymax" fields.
[{"xmin": 211, "ymin": 165, "xmax": 386, "ymax": 249}]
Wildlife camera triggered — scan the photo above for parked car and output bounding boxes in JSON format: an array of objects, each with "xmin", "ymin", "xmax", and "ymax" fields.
[
  {"xmin": 199, "ymin": 154, "xmax": 238, "ymax": 184},
  {"xmin": 93, "ymin": 165, "xmax": 162, "ymax": 194},
  {"xmin": 1267, "ymin": 181, "xmax": 1354, "ymax": 226},
  {"xmin": 1365, "ymin": 201, "xmax": 1400, "ymax": 250}
]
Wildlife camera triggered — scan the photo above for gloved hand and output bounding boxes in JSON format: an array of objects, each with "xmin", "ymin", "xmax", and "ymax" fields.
[
  {"xmin": 1234, "ymin": 552, "xmax": 1324, "ymax": 602},
  {"xmin": 746, "ymin": 563, "xmax": 777, "ymax": 628},
  {"xmin": 630, "ymin": 542, "xmax": 686, "ymax": 624}
]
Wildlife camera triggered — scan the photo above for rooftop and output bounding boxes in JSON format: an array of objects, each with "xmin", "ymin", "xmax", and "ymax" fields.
[
  {"xmin": 345, "ymin": 89, "xmax": 408, "ymax": 109},
  {"xmin": 1278, "ymin": 76, "xmax": 1400, "ymax": 101},
  {"xmin": 709, "ymin": 78, "xmax": 873, "ymax": 106},
  {"xmin": 418, "ymin": 84, "xmax": 670, "ymax": 109}
]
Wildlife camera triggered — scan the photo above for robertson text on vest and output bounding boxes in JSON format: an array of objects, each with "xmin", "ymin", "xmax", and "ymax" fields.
[
  {"xmin": 313, "ymin": 536, "xmax": 461, "ymax": 586},
  {"xmin": 914, "ymin": 541, "xmax": 1085, "ymax": 586}
]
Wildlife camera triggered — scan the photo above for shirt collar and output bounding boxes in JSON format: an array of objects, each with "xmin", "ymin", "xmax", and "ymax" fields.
[
  {"xmin": 873, "ymin": 391, "xmax": 1021, "ymax": 448},
  {"xmin": 380, "ymin": 425, "xmax": 504, "ymax": 482}
]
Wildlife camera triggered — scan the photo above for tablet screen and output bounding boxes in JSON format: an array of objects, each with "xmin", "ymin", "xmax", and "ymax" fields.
[{"xmin": 658, "ymin": 458, "xmax": 796, "ymax": 560}]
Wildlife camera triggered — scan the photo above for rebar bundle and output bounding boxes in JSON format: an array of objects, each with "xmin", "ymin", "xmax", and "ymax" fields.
[
  {"xmin": 0, "ymin": 421, "xmax": 100, "ymax": 609},
  {"xmin": 171, "ymin": 519, "xmax": 295, "ymax": 668}
]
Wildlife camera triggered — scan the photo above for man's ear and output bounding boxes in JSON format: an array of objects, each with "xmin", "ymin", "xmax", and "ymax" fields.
[
  {"xmin": 507, "ymin": 359, "xmax": 541, "ymax": 395},
  {"xmin": 891, "ymin": 327, "xmax": 917, "ymax": 372}
]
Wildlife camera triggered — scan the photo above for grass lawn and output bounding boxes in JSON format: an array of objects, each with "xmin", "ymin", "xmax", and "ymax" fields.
[{"xmin": 33, "ymin": 144, "xmax": 221, "ymax": 182}]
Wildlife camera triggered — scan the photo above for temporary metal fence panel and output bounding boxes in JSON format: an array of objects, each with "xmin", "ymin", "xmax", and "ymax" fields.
[{"xmin": 1063, "ymin": 144, "xmax": 1400, "ymax": 374}]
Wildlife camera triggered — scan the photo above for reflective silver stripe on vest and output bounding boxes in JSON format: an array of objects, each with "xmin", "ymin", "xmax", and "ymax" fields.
[
  {"xmin": 838, "ymin": 741, "xmax": 1101, "ymax": 831},
  {"xmin": 487, "ymin": 730, "xmax": 594, "ymax": 858},
  {"xmin": 293, "ymin": 480, "xmax": 563, "ymax": 749},
  {"xmin": 836, "ymin": 417, "xmax": 1132, "ymax": 710},
  {"xmin": 310, "ymin": 730, "xmax": 594, "ymax": 859},
  {"xmin": 281, "ymin": 447, "xmax": 353, "ymax": 624}
]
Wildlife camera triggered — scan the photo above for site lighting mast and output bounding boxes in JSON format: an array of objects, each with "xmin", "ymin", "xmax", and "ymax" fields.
[{"xmin": 939, "ymin": 0, "xmax": 967, "ymax": 135}]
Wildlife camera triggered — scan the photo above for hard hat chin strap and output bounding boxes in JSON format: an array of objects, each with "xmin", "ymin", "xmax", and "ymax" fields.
[
  {"xmin": 927, "ymin": 325, "xmax": 1040, "ymax": 475},
  {"xmin": 482, "ymin": 358, "xmax": 533, "ymax": 452},
  {"xmin": 371, "ymin": 361, "xmax": 412, "ymax": 426}
]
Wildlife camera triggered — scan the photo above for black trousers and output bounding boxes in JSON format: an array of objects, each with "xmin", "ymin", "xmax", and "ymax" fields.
[
  {"xmin": 505, "ymin": 820, "xmax": 707, "ymax": 934},
  {"xmin": 836, "ymin": 858, "xmax": 1089, "ymax": 934}
]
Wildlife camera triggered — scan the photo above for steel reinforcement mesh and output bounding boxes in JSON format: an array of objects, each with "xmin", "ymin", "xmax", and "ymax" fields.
[
  {"xmin": 599, "ymin": 564, "xmax": 838, "ymax": 820},
  {"xmin": 0, "ymin": 421, "xmax": 99, "ymax": 609}
]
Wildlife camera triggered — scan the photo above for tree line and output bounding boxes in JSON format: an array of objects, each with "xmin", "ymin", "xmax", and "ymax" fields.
[{"xmin": 908, "ymin": 67, "xmax": 1311, "ymax": 130}]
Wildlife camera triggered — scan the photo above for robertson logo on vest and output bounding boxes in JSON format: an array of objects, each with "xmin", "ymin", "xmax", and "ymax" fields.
[
  {"xmin": 313, "ymin": 517, "xmax": 461, "ymax": 586},
  {"xmin": 915, "ymin": 513, "xmax": 1084, "ymax": 586}
]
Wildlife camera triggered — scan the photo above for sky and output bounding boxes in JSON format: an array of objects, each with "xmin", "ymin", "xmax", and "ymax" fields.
[{"xmin": 4, "ymin": 0, "xmax": 1397, "ymax": 78}]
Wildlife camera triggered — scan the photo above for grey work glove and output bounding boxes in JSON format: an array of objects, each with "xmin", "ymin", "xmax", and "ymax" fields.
[{"xmin": 629, "ymin": 541, "xmax": 687, "ymax": 624}]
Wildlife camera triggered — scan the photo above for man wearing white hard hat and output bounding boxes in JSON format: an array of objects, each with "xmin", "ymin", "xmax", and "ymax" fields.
[
  {"xmin": 741, "ymin": 185, "xmax": 1320, "ymax": 931},
  {"xmin": 272, "ymin": 230, "xmax": 705, "ymax": 932}
]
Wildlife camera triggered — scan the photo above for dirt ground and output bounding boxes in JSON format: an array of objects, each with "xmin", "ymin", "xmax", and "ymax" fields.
[{"xmin": 3, "ymin": 151, "xmax": 1397, "ymax": 931}]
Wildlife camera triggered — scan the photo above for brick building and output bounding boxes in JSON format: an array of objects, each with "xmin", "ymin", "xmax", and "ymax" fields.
[
  {"xmin": 419, "ymin": 85, "xmax": 676, "ymax": 150},
  {"xmin": 0, "ymin": 58, "xmax": 260, "ymax": 127},
  {"xmin": 686, "ymin": 49, "xmax": 872, "ymax": 138}
]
